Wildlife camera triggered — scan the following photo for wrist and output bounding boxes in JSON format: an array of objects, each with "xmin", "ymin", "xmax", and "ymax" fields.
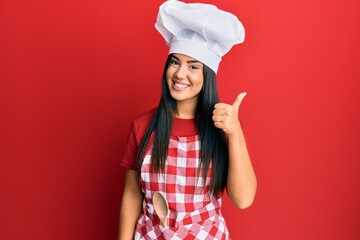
[{"xmin": 226, "ymin": 124, "xmax": 243, "ymax": 140}]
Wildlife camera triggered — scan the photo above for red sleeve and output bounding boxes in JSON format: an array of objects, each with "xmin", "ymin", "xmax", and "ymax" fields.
[
  {"xmin": 120, "ymin": 109, "xmax": 155, "ymax": 169},
  {"xmin": 120, "ymin": 123, "xmax": 138, "ymax": 170}
]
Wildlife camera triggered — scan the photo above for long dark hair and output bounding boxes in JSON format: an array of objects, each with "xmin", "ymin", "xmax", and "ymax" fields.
[{"xmin": 136, "ymin": 54, "xmax": 229, "ymax": 197}]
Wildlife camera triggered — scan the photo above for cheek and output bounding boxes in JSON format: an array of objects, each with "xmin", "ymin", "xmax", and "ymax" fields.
[
  {"xmin": 165, "ymin": 70, "xmax": 171, "ymax": 82},
  {"xmin": 166, "ymin": 76, "xmax": 172, "ymax": 87},
  {"xmin": 196, "ymin": 76, "xmax": 204, "ymax": 89},
  {"xmin": 166, "ymin": 69, "xmax": 174, "ymax": 82},
  {"xmin": 198, "ymin": 83, "xmax": 204, "ymax": 92}
]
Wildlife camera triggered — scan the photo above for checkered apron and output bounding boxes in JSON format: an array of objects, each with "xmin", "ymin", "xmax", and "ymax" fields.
[{"xmin": 134, "ymin": 135, "xmax": 230, "ymax": 240}]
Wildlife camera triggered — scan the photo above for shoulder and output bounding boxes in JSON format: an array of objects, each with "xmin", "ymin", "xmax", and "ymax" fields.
[
  {"xmin": 132, "ymin": 108, "xmax": 156, "ymax": 127},
  {"xmin": 131, "ymin": 108, "xmax": 156, "ymax": 140}
]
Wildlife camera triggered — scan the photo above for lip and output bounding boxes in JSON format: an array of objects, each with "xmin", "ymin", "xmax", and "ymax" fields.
[{"xmin": 172, "ymin": 80, "xmax": 190, "ymax": 91}]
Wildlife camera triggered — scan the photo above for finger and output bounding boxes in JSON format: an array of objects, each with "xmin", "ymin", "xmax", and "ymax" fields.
[
  {"xmin": 232, "ymin": 92, "xmax": 247, "ymax": 111},
  {"xmin": 214, "ymin": 121, "xmax": 225, "ymax": 129},
  {"xmin": 212, "ymin": 115, "xmax": 226, "ymax": 122},
  {"xmin": 213, "ymin": 109, "xmax": 229, "ymax": 115},
  {"xmin": 214, "ymin": 103, "xmax": 229, "ymax": 110},
  {"xmin": 214, "ymin": 107, "xmax": 234, "ymax": 117}
]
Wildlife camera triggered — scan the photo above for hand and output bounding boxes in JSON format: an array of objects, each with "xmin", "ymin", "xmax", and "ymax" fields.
[{"xmin": 212, "ymin": 92, "xmax": 247, "ymax": 137}]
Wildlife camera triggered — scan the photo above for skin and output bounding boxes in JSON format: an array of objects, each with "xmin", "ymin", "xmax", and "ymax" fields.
[
  {"xmin": 118, "ymin": 170, "xmax": 143, "ymax": 239},
  {"xmin": 118, "ymin": 53, "xmax": 257, "ymax": 239},
  {"xmin": 166, "ymin": 54, "xmax": 204, "ymax": 119},
  {"xmin": 213, "ymin": 92, "xmax": 257, "ymax": 209}
]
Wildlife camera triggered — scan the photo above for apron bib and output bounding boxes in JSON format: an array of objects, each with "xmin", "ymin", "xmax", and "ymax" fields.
[{"xmin": 134, "ymin": 135, "xmax": 230, "ymax": 240}]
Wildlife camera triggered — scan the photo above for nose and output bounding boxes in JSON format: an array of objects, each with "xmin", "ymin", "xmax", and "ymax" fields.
[{"xmin": 175, "ymin": 65, "xmax": 187, "ymax": 79}]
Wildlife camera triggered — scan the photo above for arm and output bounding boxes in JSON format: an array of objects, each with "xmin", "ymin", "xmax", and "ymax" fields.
[
  {"xmin": 213, "ymin": 92, "xmax": 257, "ymax": 209},
  {"xmin": 118, "ymin": 169, "xmax": 144, "ymax": 240}
]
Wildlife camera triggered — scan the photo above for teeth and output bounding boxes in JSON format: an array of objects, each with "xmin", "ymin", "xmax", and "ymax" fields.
[{"xmin": 175, "ymin": 82, "xmax": 188, "ymax": 89}]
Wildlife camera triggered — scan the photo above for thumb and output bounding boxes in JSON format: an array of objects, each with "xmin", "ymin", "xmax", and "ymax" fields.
[{"xmin": 233, "ymin": 92, "xmax": 247, "ymax": 111}]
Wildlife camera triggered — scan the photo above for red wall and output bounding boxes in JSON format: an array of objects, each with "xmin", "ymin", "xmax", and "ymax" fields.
[{"xmin": 1, "ymin": 0, "xmax": 359, "ymax": 239}]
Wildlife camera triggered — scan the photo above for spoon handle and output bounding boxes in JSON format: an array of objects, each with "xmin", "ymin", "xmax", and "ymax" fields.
[{"xmin": 160, "ymin": 216, "xmax": 167, "ymax": 228}]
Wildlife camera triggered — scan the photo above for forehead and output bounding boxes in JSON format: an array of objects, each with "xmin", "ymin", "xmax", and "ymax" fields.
[{"xmin": 171, "ymin": 53, "xmax": 200, "ymax": 62}]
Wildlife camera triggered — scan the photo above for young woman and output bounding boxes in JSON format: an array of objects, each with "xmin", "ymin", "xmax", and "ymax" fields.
[{"xmin": 119, "ymin": 1, "xmax": 257, "ymax": 239}]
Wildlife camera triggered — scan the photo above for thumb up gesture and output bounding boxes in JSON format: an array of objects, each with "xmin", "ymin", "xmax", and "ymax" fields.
[{"xmin": 212, "ymin": 92, "xmax": 247, "ymax": 137}]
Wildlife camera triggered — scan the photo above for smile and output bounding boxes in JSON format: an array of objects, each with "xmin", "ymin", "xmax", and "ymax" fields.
[{"xmin": 173, "ymin": 81, "xmax": 190, "ymax": 90}]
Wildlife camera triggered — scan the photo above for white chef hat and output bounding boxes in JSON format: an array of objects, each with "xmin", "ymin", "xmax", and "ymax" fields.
[{"xmin": 155, "ymin": 0, "xmax": 245, "ymax": 73}]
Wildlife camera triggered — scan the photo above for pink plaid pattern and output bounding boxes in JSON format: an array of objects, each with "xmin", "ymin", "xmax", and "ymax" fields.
[{"xmin": 135, "ymin": 135, "xmax": 230, "ymax": 239}]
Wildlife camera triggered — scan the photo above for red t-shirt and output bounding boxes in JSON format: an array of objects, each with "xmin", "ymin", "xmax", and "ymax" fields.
[{"xmin": 120, "ymin": 109, "xmax": 198, "ymax": 169}]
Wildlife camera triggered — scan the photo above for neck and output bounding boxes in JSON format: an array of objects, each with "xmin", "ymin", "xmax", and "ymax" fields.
[{"xmin": 174, "ymin": 100, "xmax": 197, "ymax": 119}]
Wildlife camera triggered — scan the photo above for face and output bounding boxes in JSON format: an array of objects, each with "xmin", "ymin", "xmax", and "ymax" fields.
[{"xmin": 166, "ymin": 53, "xmax": 204, "ymax": 105}]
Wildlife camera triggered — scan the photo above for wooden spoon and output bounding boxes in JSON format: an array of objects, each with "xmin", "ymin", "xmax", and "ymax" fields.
[{"xmin": 152, "ymin": 192, "xmax": 169, "ymax": 228}]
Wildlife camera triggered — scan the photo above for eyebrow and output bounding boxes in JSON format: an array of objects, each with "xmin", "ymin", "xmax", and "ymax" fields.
[{"xmin": 171, "ymin": 55, "xmax": 201, "ymax": 64}]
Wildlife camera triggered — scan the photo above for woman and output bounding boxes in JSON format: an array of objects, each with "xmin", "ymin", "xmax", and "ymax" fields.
[{"xmin": 119, "ymin": 1, "xmax": 257, "ymax": 239}]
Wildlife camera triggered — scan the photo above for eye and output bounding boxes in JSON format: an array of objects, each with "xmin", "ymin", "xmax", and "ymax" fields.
[
  {"xmin": 169, "ymin": 59, "xmax": 179, "ymax": 65},
  {"xmin": 189, "ymin": 65, "xmax": 199, "ymax": 70}
]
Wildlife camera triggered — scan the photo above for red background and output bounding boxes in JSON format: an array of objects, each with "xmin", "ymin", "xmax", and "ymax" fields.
[{"xmin": 1, "ymin": 0, "xmax": 359, "ymax": 239}]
